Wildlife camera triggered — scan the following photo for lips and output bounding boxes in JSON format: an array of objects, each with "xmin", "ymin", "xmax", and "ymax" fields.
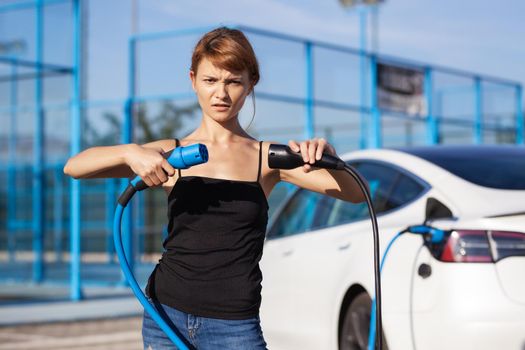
[{"xmin": 212, "ymin": 104, "xmax": 231, "ymax": 112}]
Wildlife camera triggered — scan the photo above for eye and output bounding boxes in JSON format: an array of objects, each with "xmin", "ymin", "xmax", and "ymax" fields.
[
  {"xmin": 230, "ymin": 80, "xmax": 242, "ymax": 85},
  {"xmin": 203, "ymin": 78, "xmax": 216, "ymax": 83}
]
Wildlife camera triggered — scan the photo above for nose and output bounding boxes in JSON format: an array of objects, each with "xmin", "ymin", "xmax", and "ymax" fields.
[{"xmin": 215, "ymin": 82, "xmax": 228, "ymax": 100}]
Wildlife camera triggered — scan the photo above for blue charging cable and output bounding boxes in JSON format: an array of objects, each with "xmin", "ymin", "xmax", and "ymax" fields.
[
  {"xmin": 114, "ymin": 144, "xmax": 208, "ymax": 350},
  {"xmin": 114, "ymin": 143, "xmax": 385, "ymax": 349},
  {"xmin": 367, "ymin": 225, "xmax": 447, "ymax": 350}
]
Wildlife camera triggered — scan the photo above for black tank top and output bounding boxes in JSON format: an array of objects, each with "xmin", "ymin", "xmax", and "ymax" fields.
[{"xmin": 146, "ymin": 139, "xmax": 269, "ymax": 320}]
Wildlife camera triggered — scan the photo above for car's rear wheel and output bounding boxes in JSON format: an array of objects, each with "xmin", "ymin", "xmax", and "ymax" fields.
[{"xmin": 339, "ymin": 292, "xmax": 388, "ymax": 350}]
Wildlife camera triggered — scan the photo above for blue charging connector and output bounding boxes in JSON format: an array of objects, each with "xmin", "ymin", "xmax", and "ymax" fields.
[
  {"xmin": 367, "ymin": 224, "xmax": 447, "ymax": 350},
  {"xmin": 114, "ymin": 143, "xmax": 208, "ymax": 350}
]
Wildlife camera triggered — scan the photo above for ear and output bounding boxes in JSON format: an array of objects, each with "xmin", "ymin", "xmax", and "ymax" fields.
[
  {"xmin": 247, "ymin": 82, "xmax": 255, "ymax": 96},
  {"xmin": 189, "ymin": 70, "xmax": 196, "ymax": 92}
]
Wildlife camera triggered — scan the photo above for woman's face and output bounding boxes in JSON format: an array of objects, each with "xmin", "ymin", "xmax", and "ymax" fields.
[{"xmin": 190, "ymin": 57, "xmax": 252, "ymax": 124}]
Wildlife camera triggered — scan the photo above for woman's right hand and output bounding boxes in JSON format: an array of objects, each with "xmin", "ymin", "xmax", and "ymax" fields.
[{"xmin": 124, "ymin": 144, "xmax": 176, "ymax": 187}]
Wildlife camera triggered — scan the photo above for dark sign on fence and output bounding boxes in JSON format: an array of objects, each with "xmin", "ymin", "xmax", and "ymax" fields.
[{"xmin": 377, "ymin": 63, "xmax": 426, "ymax": 116}]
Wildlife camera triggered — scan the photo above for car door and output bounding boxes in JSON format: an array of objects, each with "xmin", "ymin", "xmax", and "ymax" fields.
[
  {"xmin": 260, "ymin": 189, "xmax": 332, "ymax": 350},
  {"xmin": 265, "ymin": 160, "xmax": 430, "ymax": 350}
]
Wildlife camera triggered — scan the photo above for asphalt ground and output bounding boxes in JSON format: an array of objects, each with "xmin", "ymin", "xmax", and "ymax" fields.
[{"xmin": 0, "ymin": 316, "xmax": 143, "ymax": 350}]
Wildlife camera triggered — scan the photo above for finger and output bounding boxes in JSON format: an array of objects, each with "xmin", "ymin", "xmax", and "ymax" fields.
[
  {"xmin": 142, "ymin": 175, "xmax": 153, "ymax": 187},
  {"xmin": 156, "ymin": 166, "xmax": 168, "ymax": 183},
  {"xmin": 329, "ymin": 144, "xmax": 337, "ymax": 156},
  {"xmin": 303, "ymin": 163, "xmax": 311, "ymax": 173},
  {"xmin": 308, "ymin": 140, "xmax": 317, "ymax": 164},
  {"xmin": 288, "ymin": 140, "xmax": 300, "ymax": 152},
  {"xmin": 148, "ymin": 172, "xmax": 162, "ymax": 186},
  {"xmin": 300, "ymin": 141, "xmax": 309, "ymax": 163},
  {"xmin": 161, "ymin": 159, "xmax": 176, "ymax": 177},
  {"xmin": 316, "ymin": 138, "xmax": 326, "ymax": 160}
]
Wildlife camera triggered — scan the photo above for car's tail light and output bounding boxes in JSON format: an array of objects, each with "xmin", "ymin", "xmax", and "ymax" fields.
[
  {"xmin": 490, "ymin": 230, "xmax": 525, "ymax": 261},
  {"xmin": 429, "ymin": 230, "xmax": 525, "ymax": 263}
]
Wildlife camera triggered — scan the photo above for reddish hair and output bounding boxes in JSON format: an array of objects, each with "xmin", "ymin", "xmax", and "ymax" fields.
[{"xmin": 191, "ymin": 27, "xmax": 260, "ymax": 86}]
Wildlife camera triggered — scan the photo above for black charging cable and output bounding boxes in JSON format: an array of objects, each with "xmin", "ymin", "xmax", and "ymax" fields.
[{"xmin": 268, "ymin": 144, "xmax": 383, "ymax": 350}]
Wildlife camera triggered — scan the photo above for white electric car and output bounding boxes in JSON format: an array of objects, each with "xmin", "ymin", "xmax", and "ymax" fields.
[{"xmin": 259, "ymin": 145, "xmax": 525, "ymax": 350}]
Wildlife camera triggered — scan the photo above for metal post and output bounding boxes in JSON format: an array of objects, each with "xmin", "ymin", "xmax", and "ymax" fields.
[
  {"xmin": 516, "ymin": 85, "xmax": 523, "ymax": 144},
  {"xmin": 425, "ymin": 67, "xmax": 438, "ymax": 144},
  {"xmin": 304, "ymin": 41, "xmax": 314, "ymax": 139},
  {"xmin": 8, "ymin": 62, "xmax": 18, "ymax": 262},
  {"xmin": 54, "ymin": 164, "xmax": 63, "ymax": 262},
  {"xmin": 121, "ymin": 37, "xmax": 137, "ymax": 276},
  {"xmin": 33, "ymin": 0, "xmax": 45, "ymax": 283},
  {"xmin": 474, "ymin": 77, "xmax": 483, "ymax": 144},
  {"xmin": 70, "ymin": 0, "xmax": 83, "ymax": 300},
  {"xmin": 106, "ymin": 178, "xmax": 116, "ymax": 263},
  {"xmin": 370, "ymin": 5, "xmax": 379, "ymax": 53},
  {"xmin": 136, "ymin": 191, "xmax": 145, "ymax": 263},
  {"xmin": 359, "ymin": 6, "xmax": 368, "ymax": 149},
  {"xmin": 369, "ymin": 55, "xmax": 381, "ymax": 148}
]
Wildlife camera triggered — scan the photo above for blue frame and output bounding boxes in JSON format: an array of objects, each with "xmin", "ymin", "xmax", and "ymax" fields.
[{"xmin": 0, "ymin": 12, "xmax": 523, "ymax": 301}]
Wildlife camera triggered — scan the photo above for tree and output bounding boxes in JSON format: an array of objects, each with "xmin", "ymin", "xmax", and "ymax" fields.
[{"xmin": 82, "ymin": 100, "xmax": 200, "ymax": 255}]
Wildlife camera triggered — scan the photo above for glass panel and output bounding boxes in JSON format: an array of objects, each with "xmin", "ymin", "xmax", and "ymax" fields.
[
  {"xmin": 483, "ymin": 128, "xmax": 516, "ymax": 145},
  {"xmin": 45, "ymin": 107, "xmax": 70, "ymax": 163},
  {"xmin": 481, "ymin": 81, "xmax": 515, "ymax": 129},
  {"xmin": 314, "ymin": 107, "xmax": 361, "ymax": 153},
  {"xmin": 249, "ymin": 34, "xmax": 305, "ymax": 99},
  {"xmin": 82, "ymin": 104, "xmax": 123, "ymax": 147},
  {"xmin": 439, "ymin": 121, "xmax": 474, "ymax": 145},
  {"xmin": 0, "ymin": 111, "xmax": 8, "ymax": 163},
  {"xmin": 136, "ymin": 34, "xmax": 199, "ymax": 97},
  {"xmin": 134, "ymin": 98, "xmax": 201, "ymax": 144},
  {"xmin": 433, "ymin": 72, "xmax": 475, "ymax": 122},
  {"xmin": 314, "ymin": 46, "xmax": 362, "ymax": 107},
  {"xmin": 245, "ymin": 98, "xmax": 305, "ymax": 143},
  {"xmin": 86, "ymin": 0, "xmax": 129, "ymax": 100},
  {"xmin": 0, "ymin": 8, "xmax": 35, "ymax": 60},
  {"xmin": 382, "ymin": 113, "xmax": 426, "ymax": 147},
  {"xmin": 43, "ymin": 75, "xmax": 70, "ymax": 105}
]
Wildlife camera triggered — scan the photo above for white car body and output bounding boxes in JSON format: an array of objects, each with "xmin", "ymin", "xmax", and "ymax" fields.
[{"xmin": 259, "ymin": 147, "xmax": 525, "ymax": 350}]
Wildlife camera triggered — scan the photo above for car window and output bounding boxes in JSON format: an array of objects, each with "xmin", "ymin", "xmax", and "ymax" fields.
[
  {"xmin": 363, "ymin": 162, "xmax": 425, "ymax": 209},
  {"xmin": 398, "ymin": 146, "xmax": 525, "ymax": 190},
  {"xmin": 387, "ymin": 174, "xmax": 425, "ymax": 210},
  {"xmin": 267, "ymin": 189, "xmax": 335, "ymax": 239},
  {"xmin": 268, "ymin": 161, "xmax": 426, "ymax": 239}
]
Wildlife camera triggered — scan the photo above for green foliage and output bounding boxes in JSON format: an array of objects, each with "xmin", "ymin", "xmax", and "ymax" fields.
[{"xmin": 83, "ymin": 100, "xmax": 200, "ymax": 147}]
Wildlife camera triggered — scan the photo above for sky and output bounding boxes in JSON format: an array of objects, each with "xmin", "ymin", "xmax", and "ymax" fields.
[
  {"xmin": 1, "ymin": 0, "xmax": 524, "ymax": 151},
  {"xmin": 135, "ymin": 0, "xmax": 525, "ymax": 86},
  {"xmin": 1, "ymin": 0, "xmax": 523, "ymax": 101}
]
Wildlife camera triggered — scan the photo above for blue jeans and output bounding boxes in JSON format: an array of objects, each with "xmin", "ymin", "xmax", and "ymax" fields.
[{"xmin": 142, "ymin": 299, "xmax": 268, "ymax": 350}]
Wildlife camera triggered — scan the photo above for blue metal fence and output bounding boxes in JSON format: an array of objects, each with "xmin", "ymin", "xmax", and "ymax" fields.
[{"xmin": 0, "ymin": 3, "xmax": 523, "ymax": 300}]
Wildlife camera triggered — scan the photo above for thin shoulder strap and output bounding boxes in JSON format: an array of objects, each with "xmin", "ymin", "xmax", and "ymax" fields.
[
  {"xmin": 174, "ymin": 138, "xmax": 181, "ymax": 178},
  {"xmin": 256, "ymin": 141, "xmax": 263, "ymax": 182}
]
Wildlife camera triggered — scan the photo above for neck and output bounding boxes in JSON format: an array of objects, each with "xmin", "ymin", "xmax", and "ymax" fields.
[{"xmin": 193, "ymin": 113, "xmax": 249, "ymax": 143}]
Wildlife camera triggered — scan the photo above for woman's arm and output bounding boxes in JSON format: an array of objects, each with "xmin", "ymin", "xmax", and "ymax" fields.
[
  {"xmin": 63, "ymin": 139, "xmax": 176, "ymax": 187},
  {"xmin": 276, "ymin": 138, "xmax": 366, "ymax": 203}
]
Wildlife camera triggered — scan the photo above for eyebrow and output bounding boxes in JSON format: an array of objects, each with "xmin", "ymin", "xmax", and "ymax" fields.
[{"xmin": 202, "ymin": 75, "xmax": 242, "ymax": 80}]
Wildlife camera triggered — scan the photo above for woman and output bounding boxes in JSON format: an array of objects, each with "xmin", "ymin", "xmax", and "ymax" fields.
[{"xmin": 64, "ymin": 27, "xmax": 364, "ymax": 350}]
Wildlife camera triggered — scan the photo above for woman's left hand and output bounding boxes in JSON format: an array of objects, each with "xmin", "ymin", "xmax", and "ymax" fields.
[{"xmin": 288, "ymin": 138, "xmax": 338, "ymax": 173}]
